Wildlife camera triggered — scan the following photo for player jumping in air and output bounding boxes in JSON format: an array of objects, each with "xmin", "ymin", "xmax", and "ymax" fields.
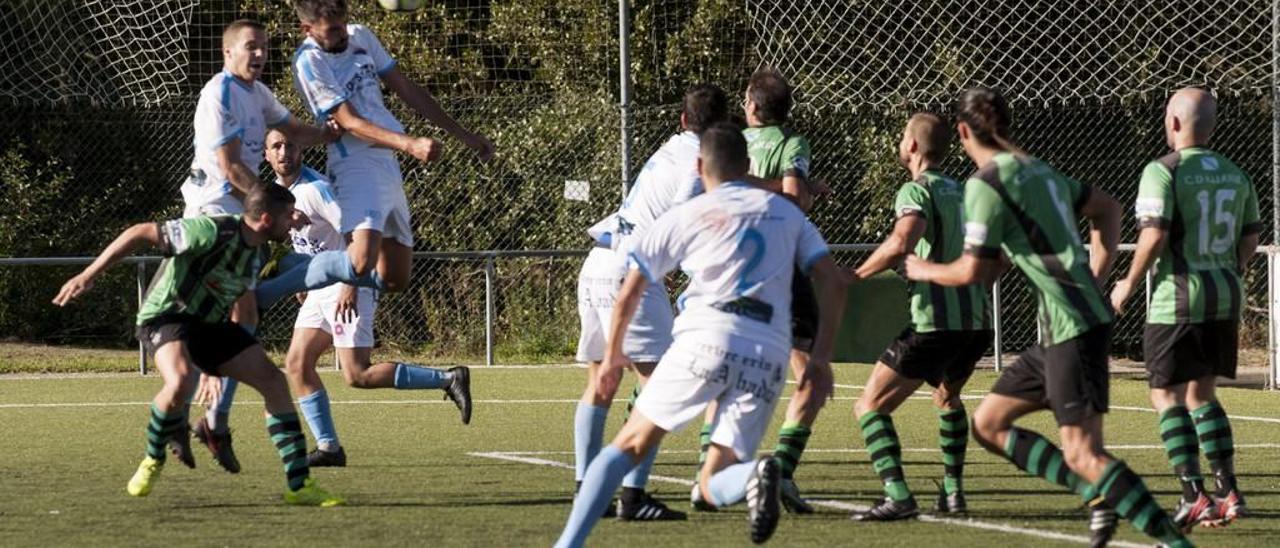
[
  {"xmin": 905, "ymin": 87, "xmax": 1192, "ymax": 548},
  {"xmin": 263, "ymin": 128, "xmax": 472, "ymax": 468},
  {"xmin": 556, "ymin": 125, "xmax": 846, "ymax": 547},
  {"xmin": 175, "ymin": 18, "xmax": 337, "ymax": 475},
  {"xmin": 53, "ymin": 184, "xmax": 344, "ymax": 507},
  {"xmin": 848, "ymin": 113, "xmax": 991, "ymax": 520},
  {"xmin": 255, "ymin": 0, "xmax": 495, "ymax": 306},
  {"xmin": 572, "ymin": 84, "xmax": 729, "ymax": 521},
  {"xmin": 1110, "ymin": 88, "xmax": 1257, "ymax": 530}
]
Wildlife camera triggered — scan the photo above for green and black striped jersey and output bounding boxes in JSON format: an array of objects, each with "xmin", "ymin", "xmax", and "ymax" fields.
[
  {"xmin": 136, "ymin": 215, "xmax": 263, "ymax": 325},
  {"xmin": 1136, "ymin": 147, "xmax": 1261, "ymax": 324},
  {"xmin": 895, "ymin": 170, "xmax": 989, "ymax": 332},
  {"xmin": 962, "ymin": 153, "xmax": 1113, "ymax": 345}
]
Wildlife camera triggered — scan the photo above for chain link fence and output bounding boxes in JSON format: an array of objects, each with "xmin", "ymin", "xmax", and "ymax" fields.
[{"xmin": 0, "ymin": 0, "xmax": 1275, "ymax": 365}]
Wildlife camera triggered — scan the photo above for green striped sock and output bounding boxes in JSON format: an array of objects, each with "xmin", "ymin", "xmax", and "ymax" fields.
[
  {"xmin": 774, "ymin": 421, "xmax": 811, "ymax": 480},
  {"xmin": 1096, "ymin": 460, "xmax": 1190, "ymax": 547},
  {"xmin": 938, "ymin": 408, "xmax": 967, "ymax": 496},
  {"xmin": 1002, "ymin": 427, "xmax": 1097, "ymax": 503},
  {"xmin": 622, "ymin": 385, "xmax": 640, "ymax": 422},
  {"xmin": 697, "ymin": 422, "xmax": 713, "ymax": 467},
  {"xmin": 1158, "ymin": 405, "xmax": 1204, "ymax": 500},
  {"xmin": 144, "ymin": 403, "xmax": 186, "ymax": 462},
  {"xmin": 267, "ymin": 413, "xmax": 310, "ymax": 491},
  {"xmin": 858, "ymin": 411, "xmax": 911, "ymax": 502},
  {"xmin": 1191, "ymin": 402, "xmax": 1234, "ymax": 477}
]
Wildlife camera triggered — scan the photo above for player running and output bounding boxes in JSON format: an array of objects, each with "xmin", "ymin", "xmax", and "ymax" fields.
[
  {"xmin": 254, "ymin": 0, "xmax": 495, "ymax": 306},
  {"xmin": 263, "ymin": 128, "xmax": 472, "ymax": 468},
  {"xmin": 53, "ymin": 184, "xmax": 344, "ymax": 507},
  {"xmin": 572, "ymin": 84, "xmax": 729, "ymax": 521},
  {"xmin": 905, "ymin": 87, "xmax": 1191, "ymax": 548},
  {"xmin": 697, "ymin": 68, "xmax": 831, "ymax": 513},
  {"xmin": 848, "ymin": 113, "xmax": 991, "ymax": 521},
  {"xmin": 1110, "ymin": 88, "xmax": 1257, "ymax": 529},
  {"xmin": 556, "ymin": 125, "xmax": 846, "ymax": 547},
  {"xmin": 176, "ymin": 18, "xmax": 337, "ymax": 475}
]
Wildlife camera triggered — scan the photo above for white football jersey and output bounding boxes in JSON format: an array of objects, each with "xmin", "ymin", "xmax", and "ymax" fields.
[
  {"xmin": 293, "ymin": 23, "xmax": 404, "ymax": 170},
  {"xmin": 587, "ymin": 132, "xmax": 702, "ymax": 254},
  {"xmin": 628, "ymin": 182, "xmax": 830, "ymax": 348},
  {"xmin": 283, "ymin": 166, "xmax": 344, "ymax": 256},
  {"xmin": 186, "ymin": 70, "xmax": 291, "ymax": 207}
]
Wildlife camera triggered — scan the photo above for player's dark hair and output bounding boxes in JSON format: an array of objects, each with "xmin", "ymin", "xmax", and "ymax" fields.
[
  {"xmin": 908, "ymin": 112, "xmax": 951, "ymax": 163},
  {"xmin": 244, "ymin": 182, "xmax": 296, "ymax": 218},
  {"xmin": 956, "ymin": 87, "xmax": 1020, "ymax": 152},
  {"xmin": 683, "ymin": 84, "xmax": 730, "ymax": 135},
  {"xmin": 747, "ymin": 68, "xmax": 793, "ymax": 126},
  {"xmin": 222, "ymin": 19, "xmax": 265, "ymax": 47},
  {"xmin": 699, "ymin": 123, "xmax": 750, "ymax": 181},
  {"xmin": 294, "ymin": 0, "xmax": 348, "ymax": 23}
]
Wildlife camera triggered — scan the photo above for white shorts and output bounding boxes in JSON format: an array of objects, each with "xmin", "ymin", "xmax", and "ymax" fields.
[
  {"xmin": 182, "ymin": 192, "xmax": 243, "ymax": 218},
  {"xmin": 575, "ymin": 247, "xmax": 675, "ymax": 363},
  {"xmin": 330, "ymin": 155, "xmax": 414, "ymax": 248},
  {"xmin": 293, "ymin": 285, "xmax": 379, "ymax": 348},
  {"xmin": 635, "ymin": 332, "xmax": 789, "ymax": 461}
]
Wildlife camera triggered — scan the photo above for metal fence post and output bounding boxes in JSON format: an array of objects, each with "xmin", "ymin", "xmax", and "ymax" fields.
[
  {"xmin": 617, "ymin": 0, "xmax": 632, "ymax": 199},
  {"xmin": 991, "ymin": 278, "xmax": 1003, "ymax": 372},
  {"xmin": 136, "ymin": 261, "xmax": 147, "ymax": 375},
  {"xmin": 1270, "ymin": 250, "xmax": 1277, "ymax": 389},
  {"xmin": 484, "ymin": 256, "xmax": 496, "ymax": 366}
]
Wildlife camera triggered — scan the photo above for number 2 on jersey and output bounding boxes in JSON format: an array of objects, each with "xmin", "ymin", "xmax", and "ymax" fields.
[{"xmin": 736, "ymin": 227, "xmax": 765, "ymax": 294}]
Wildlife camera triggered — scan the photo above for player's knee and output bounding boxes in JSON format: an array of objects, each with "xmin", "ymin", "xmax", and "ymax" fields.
[
  {"xmin": 345, "ymin": 370, "xmax": 375, "ymax": 389},
  {"xmin": 970, "ymin": 411, "xmax": 1003, "ymax": 449},
  {"xmin": 1062, "ymin": 443, "xmax": 1105, "ymax": 476}
]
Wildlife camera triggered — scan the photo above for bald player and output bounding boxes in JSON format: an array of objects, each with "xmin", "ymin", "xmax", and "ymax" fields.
[
  {"xmin": 845, "ymin": 114, "xmax": 991, "ymax": 520},
  {"xmin": 1111, "ymin": 88, "xmax": 1257, "ymax": 529}
]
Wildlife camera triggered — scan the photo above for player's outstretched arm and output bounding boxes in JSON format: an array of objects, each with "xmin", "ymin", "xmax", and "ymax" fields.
[
  {"xmin": 853, "ymin": 214, "xmax": 926, "ymax": 281},
  {"xmin": 1238, "ymin": 231, "xmax": 1260, "ymax": 274},
  {"xmin": 904, "ymin": 252, "xmax": 1000, "ymax": 288},
  {"xmin": 275, "ymin": 116, "xmax": 339, "ymax": 147},
  {"xmin": 1079, "ymin": 186, "xmax": 1122, "ymax": 282},
  {"xmin": 53, "ymin": 223, "xmax": 162, "ymax": 306},
  {"xmin": 598, "ymin": 270, "xmax": 649, "ymax": 398},
  {"xmin": 381, "ymin": 67, "xmax": 494, "ymax": 161},
  {"xmin": 1111, "ymin": 226, "xmax": 1166, "ymax": 315},
  {"xmin": 215, "ymin": 138, "xmax": 263, "ymax": 196},
  {"xmin": 330, "ymin": 102, "xmax": 440, "ymax": 163}
]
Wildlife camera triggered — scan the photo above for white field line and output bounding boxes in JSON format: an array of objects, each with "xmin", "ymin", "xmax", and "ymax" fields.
[
  {"xmin": 468, "ymin": 450, "xmax": 1148, "ymax": 548},
  {"xmin": 467, "ymin": 443, "xmax": 1280, "ymax": 456}
]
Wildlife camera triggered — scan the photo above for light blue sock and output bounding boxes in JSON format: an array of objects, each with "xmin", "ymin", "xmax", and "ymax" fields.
[
  {"xmin": 573, "ymin": 403, "xmax": 609, "ymax": 481},
  {"xmin": 298, "ymin": 390, "xmax": 339, "ymax": 449},
  {"xmin": 555, "ymin": 445, "xmax": 633, "ymax": 548},
  {"xmin": 621, "ymin": 444, "xmax": 658, "ymax": 489},
  {"xmin": 393, "ymin": 363, "xmax": 452, "ymax": 389},
  {"xmin": 255, "ymin": 251, "xmax": 385, "ymax": 307},
  {"xmin": 706, "ymin": 461, "xmax": 757, "ymax": 508}
]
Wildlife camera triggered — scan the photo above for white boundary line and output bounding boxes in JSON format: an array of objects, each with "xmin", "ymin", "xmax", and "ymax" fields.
[
  {"xmin": 467, "ymin": 443, "xmax": 1280, "ymax": 456},
  {"xmin": 468, "ymin": 450, "xmax": 1149, "ymax": 548}
]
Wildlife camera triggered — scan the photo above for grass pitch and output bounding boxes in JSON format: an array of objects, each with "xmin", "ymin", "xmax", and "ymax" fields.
[{"xmin": 1, "ymin": 364, "xmax": 1276, "ymax": 547}]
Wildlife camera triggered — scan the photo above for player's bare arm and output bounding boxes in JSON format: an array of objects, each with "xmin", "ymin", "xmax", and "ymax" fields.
[
  {"xmin": 597, "ymin": 270, "xmax": 648, "ymax": 398},
  {"xmin": 329, "ymin": 101, "xmax": 440, "ymax": 163},
  {"xmin": 1238, "ymin": 230, "xmax": 1260, "ymax": 273},
  {"xmin": 854, "ymin": 214, "xmax": 926, "ymax": 281},
  {"xmin": 904, "ymin": 252, "xmax": 1001, "ymax": 288},
  {"xmin": 1111, "ymin": 226, "xmax": 1166, "ymax": 314},
  {"xmin": 214, "ymin": 138, "xmax": 263, "ymax": 196},
  {"xmin": 381, "ymin": 67, "xmax": 495, "ymax": 161},
  {"xmin": 1078, "ymin": 186, "xmax": 1122, "ymax": 281},
  {"xmin": 275, "ymin": 116, "xmax": 340, "ymax": 147},
  {"xmin": 804, "ymin": 256, "xmax": 846, "ymax": 403},
  {"xmin": 53, "ymin": 222, "xmax": 162, "ymax": 306}
]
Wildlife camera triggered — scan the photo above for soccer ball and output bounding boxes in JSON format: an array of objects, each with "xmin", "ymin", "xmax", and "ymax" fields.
[{"xmin": 377, "ymin": 0, "xmax": 422, "ymax": 11}]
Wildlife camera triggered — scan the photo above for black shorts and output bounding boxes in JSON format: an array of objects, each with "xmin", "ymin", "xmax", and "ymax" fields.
[
  {"xmin": 990, "ymin": 323, "xmax": 1111, "ymax": 426},
  {"xmin": 880, "ymin": 329, "xmax": 992, "ymax": 387},
  {"xmin": 136, "ymin": 314, "xmax": 258, "ymax": 376},
  {"xmin": 791, "ymin": 266, "xmax": 819, "ymax": 352},
  {"xmin": 1143, "ymin": 321, "xmax": 1239, "ymax": 388}
]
